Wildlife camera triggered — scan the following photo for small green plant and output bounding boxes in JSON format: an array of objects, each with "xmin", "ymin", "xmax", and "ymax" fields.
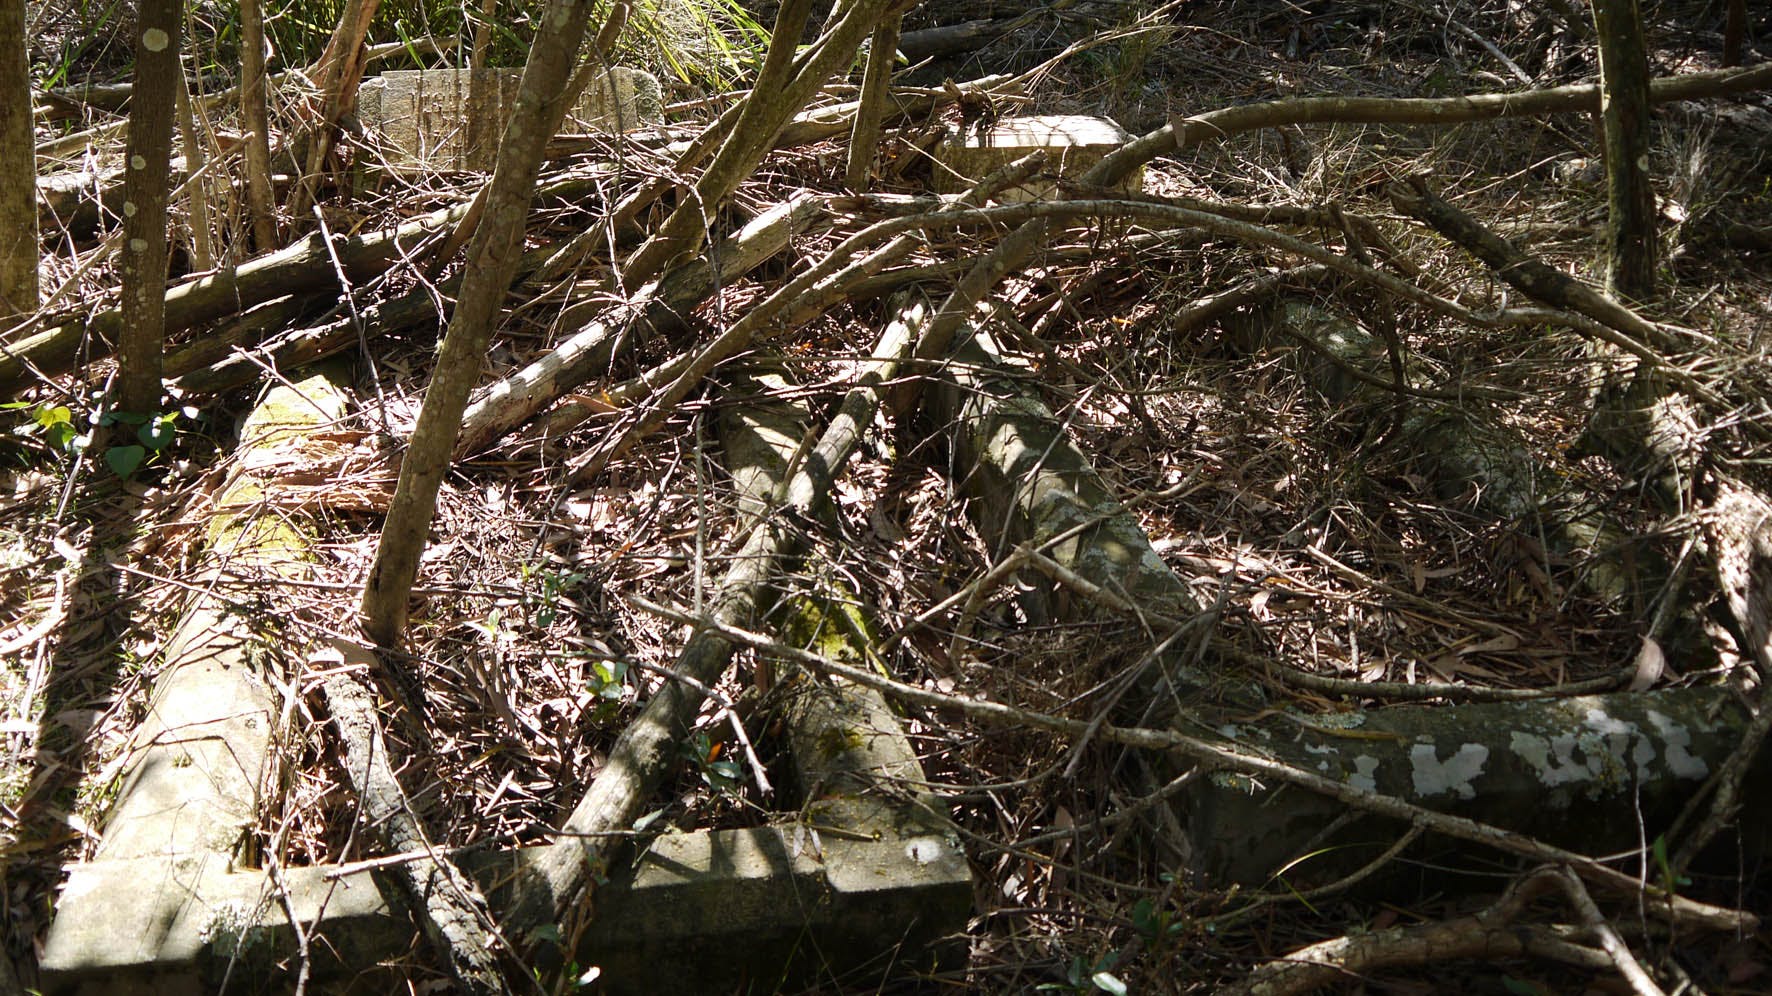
[
  {"xmin": 1129, "ymin": 896, "xmax": 1185, "ymax": 947},
  {"xmin": 97, "ymin": 407, "xmax": 186, "ymax": 477},
  {"xmin": 1038, "ymin": 951, "xmax": 1127, "ymax": 995},
  {"xmin": 1650, "ymin": 834, "xmax": 1691, "ymax": 891},
  {"xmin": 582, "ymin": 655, "xmax": 629, "ymax": 724},
  {"xmin": 680, "ymin": 731, "xmax": 742, "ymax": 795},
  {"xmin": 6, "ymin": 402, "xmax": 191, "ymax": 477},
  {"xmin": 4, "ymin": 401, "xmax": 78, "ymax": 451},
  {"xmin": 521, "ymin": 565, "xmax": 586, "ymax": 628}
]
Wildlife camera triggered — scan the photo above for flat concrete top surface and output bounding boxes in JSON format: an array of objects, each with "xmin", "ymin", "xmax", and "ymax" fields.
[{"xmin": 954, "ymin": 114, "xmax": 1132, "ymax": 149}]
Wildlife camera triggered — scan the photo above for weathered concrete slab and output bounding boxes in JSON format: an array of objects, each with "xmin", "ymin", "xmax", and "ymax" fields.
[
  {"xmin": 44, "ymin": 360, "xmax": 970, "ymax": 993},
  {"xmin": 39, "ymin": 828, "xmax": 970, "ymax": 994},
  {"xmin": 928, "ymin": 323, "xmax": 1215, "ymax": 703},
  {"xmin": 719, "ymin": 365, "xmax": 956, "ymax": 834},
  {"xmin": 357, "ymin": 66, "xmax": 663, "ymax": 170},
  {"xmin": 932, "ymin": 114, "xmax": 1139, "ymax": 199},
  {"xmin": 1186, "ymin": 686, "xmax": 1771, "ymax": 886},
  {"xmin": 91, "ymin": 373, "xmax": 347, "ymax": 863}
]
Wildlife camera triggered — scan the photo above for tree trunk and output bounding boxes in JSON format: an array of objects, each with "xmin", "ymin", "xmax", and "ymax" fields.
[
  {"xmin": 116, "ymin": 0, "xmax": 183, "ymax": 414},
  {"xmin": 1723, "ymin": 0, "xmax": 1746, "ymax": 67},
  {"xmin": 844, "ymin": 15, "xmax": 901, "ymax": 191},
  {"xmin": 0, "ymin": 0, "xmax": 34, "ymax": 320},
  {"xmin": 174, "ymin": 75, "xmax": 215, "ymax": 271},
  {"xmin": 288, "ymin": 0, "xmax": 382, "ymax": 219},
  {"xmin": 359, "ymin": 0, "xmax": 604, "ymax": 647},
  {"xmin": 239, "ymin": 0, "xmax": 279, "ymax": 251},
  {"xmin": 1591, "ymin": 0, "xmax": 1657, "ymax": 301}
]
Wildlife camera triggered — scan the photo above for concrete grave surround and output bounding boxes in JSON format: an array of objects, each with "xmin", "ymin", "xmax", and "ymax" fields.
[
  {"xmin": 357, "ymin": 66, "xmax": 663, "ymax": 170},
  {"xmin": 933, "ymin": 114, "xmax": 1141, "ymax": 200},
  {"xmin": 40, "ymin": 370, "xmax": 969, "ymax": 993}
]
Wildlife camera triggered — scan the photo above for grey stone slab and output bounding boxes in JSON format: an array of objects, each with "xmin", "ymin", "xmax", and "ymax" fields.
[
  {"xmin": 360, "ymin": 66, "xmax": 662, "ymax": 170},
  {"xmin": 40, "ymin": 827, "xmax": 970, "ymax": 993},
  {"xmin": 95, "ymin": 373, "xmax": 349, "ymax": 863},
  {"xmin": 932, "ymin": 114, "xmax": 1140, "ymax": 199}
]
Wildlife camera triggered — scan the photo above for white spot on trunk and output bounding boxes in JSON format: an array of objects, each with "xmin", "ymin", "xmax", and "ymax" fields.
[
  {"xmin": 142, "ymin": 28, "xmax": 170, "ymax": 52},
  {"xmin": 1410, "ymin": 743, "xmax": 1487, "ymax": 799},
  {"xmin": 1646, "ymin": 710, "xmax": 1709, "ymax": 780}
]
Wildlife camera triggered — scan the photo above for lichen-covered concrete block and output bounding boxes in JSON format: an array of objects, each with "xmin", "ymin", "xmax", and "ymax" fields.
[
  {"xmin": 932, "ymin": 114, "xmax": 1139, "ymax": 199},
  {"xmin": 360, "ymin": 66, "xmax": 663, "ymax": 170},
  {"xmin": 1185, "ymin": 687, "xmax": 1771, "ymax": 886}
]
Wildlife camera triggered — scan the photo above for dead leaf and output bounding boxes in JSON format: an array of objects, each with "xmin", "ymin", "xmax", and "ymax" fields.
[
  {"xmin": 1458, "ymin": 633, "xmax": 1520, "ymax": 656},
  {"xmin": 1627, "ymin": 635, "xmax": 1666, "ymax": 692},
  {"xmin": 869, "ymin": 502, "xmax": 905, "ymax": 542}
]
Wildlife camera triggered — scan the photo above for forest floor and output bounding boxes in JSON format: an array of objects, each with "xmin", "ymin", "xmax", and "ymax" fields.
[{"xmin": 4, "ymin": 0, "xmax": 1772, "ymax": 992}]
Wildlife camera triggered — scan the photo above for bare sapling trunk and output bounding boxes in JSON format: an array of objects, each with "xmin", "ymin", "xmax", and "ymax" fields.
[
  {"xmin": 0, "ymin": 0, "xmax": 35, "ymax": 321},
  {"xmin": 359, "ymin": 0, "xmax": 612, "ymax": 648},
  {"xmin": 117, "ymin": 0, "xmax": 183, "ymax": 414},
  {"xmin": 1592, "ymin": 0, "xmax": 1657, "ymax": 301},
  {"xmin": 1723, "ymin": 0, "xmax": 1746, "ymax": 66},
  {"xmin": 845, "ymin": 15, "xmax": 901, "ymax": 191},
  {"xmin": 288, "ymin": 0, "xmax": 382, "ymax": 219},
  {"xmin": 175, "ymin": 72, "xmax": 215, "ymax": 271},
  {"xmin": 239, "ymin": 0, "xmax": 279, "ymax": 251}
]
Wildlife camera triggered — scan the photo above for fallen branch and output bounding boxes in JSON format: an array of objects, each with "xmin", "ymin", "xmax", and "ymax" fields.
[
  {"xmin": 1, "ymin": 202, "xmax": 470, "ymax": 391},
  {"xmin": 451, "ymin": 192, "xmax": 827, "ymax": 458},
  {"xmin": 565, "ymin": 151, "xmax": 1048, "ymax": 482},
  {"xmin": 317, "ymin": 648, "xmax": 508, "ymax": 996},
  {"xmin": 1222, "ymin": 868, "xmax": 1605, "ymax": 996}
]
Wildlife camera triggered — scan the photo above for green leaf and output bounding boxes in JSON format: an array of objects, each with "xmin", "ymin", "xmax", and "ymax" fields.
[
  {"xmin": 45, "ymin": 423, "xmax": 76, "ymax": 451},
  {"xmin": 139, "ymin": 417, "xmax": 177, "ymax": 451},
  {"xmin": 1091, "ymin": 971, "xmax": 1127, "ymax": 995},
  {"xmin": 105, "ymin": 445, "xmax": 146, "ymax": 478},
  {"xmin": 33, "ymin": 405, "xmax": 73, "ymax": 429},
  {"xmin": 1130, "ymin": 897, "xmax": 1157, "ymax": 937}
]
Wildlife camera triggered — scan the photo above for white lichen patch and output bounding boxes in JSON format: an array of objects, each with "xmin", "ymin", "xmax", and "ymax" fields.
[
  {"xmin": 1304, "ymin": 711, "xmax": 1367, "ymax": 730},
  {"xmin": 1409, "ymin": 743, "xmax": 1487, "ymax": 799},
  {"xmin": 1347, "ymin": 755, "xmax": 1381, "ymax": 792},
  {"xmin": 1646, "ymin": 710, "xmax": 1709, "ymax": 780},
  {"xmin": 1510, "ymin": 729, "xmax": 1626, "ymax": 790},
  {"xmin": 904, "ymin": 836, "xmax": 949, "ymax": 865},
  {"xmin": 142, "ymin": 28, "xmax": 170, "ymax": 52},
  {"xmin": 1508, "ymin": 705, "xmax": 1710, "ymax": 792}
]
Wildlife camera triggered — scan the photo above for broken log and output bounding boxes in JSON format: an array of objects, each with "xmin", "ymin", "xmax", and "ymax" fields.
[{"xmin": 319, "ymin": 649, "xmax": 508, "ymax": 995}]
